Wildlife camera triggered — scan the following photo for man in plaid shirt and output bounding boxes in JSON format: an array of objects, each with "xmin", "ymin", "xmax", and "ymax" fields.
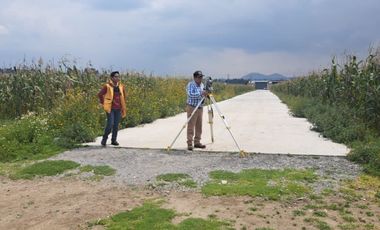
[{"xmin": 186, "ymin": 70, "xmax": 209, "ymax": 150}]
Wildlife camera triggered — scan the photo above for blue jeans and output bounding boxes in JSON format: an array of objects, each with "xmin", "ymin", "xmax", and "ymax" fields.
[{"xmin": 102, "ymin": 109, "xmax": 121, "ymax": 142}]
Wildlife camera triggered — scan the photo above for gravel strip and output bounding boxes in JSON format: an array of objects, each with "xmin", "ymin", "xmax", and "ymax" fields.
[{"xmin": 52, "ymin": 147, "xmax": 361, "ymax": 192}]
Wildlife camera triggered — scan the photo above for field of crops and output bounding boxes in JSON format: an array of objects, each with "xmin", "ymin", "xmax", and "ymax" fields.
[
  {"xmin": 271, "ymin": 47, "xmax": 380, "ymax": 175},
  {"xmin": 0, "ymin": 62, "xmax": 253, "ymax": 162}
]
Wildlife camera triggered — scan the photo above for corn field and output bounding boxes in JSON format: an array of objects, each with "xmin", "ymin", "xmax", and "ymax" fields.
[
  {"xmin": 0, "ymin": 61, "xmax": 252, "ymax": 125},
  {"xmin": 272, "ymin": 48, "xmax": 380, "ymax": 132}
]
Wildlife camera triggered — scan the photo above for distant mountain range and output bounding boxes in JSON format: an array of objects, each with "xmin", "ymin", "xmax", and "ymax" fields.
[{"xmin": 241, "ymin": 72, "xmax": 288, "ymax": 81}]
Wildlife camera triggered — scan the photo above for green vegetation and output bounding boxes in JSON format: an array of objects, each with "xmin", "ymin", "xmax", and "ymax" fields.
[
  {"xmin": 201, "ymin": 168, "xmax": 317, "ymax": 200},
  {"xmin": 271, "ymin": 48, "xmax": 380, "ymax": 175},
  {"xmin": 304, "ymin": 217, "xmax": 332, "ymax": 230},
  {"xmin": 293, "ymin": 210, "xmax": 306, "ymax": 216},
  {"xmin": 79, "ymin": 164, "xmax": 116, "ymax": 176},
  {"xmin": 156, "ymin": 173, "xmax": 197, "ymax": 188},
  {"xmin": 313, "ymin": 210, "xmax": 328, "ymax": 217},
  {"xmin": 338, "ymin": 223, "xmax": 361, "ymax": 230},
  {"xmin": 12, "ymin": 160, "xmax": 80, "ymax": 179},
  {"xmin": 0, "ymin": 61, "xmax": 253, "ymax": 163},
  {"xmin": 94, "ymin": 201, "xmax": 232, "ymax": 230}
]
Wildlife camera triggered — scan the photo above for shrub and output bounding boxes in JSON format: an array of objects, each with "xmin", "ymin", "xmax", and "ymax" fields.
[
  {"xmin": 349, "ymin": 141, "xmax": 380, "ymax": 176},
  {"xmin": 48, "ymin": 89, "xmax": 102, "ymax": 148},
  {"xmin": 272, "ymin": 49, "xmax": 380, "ymax": 176},
  {"xmin": 0, "ymin": 113, "xmax": 61, "ymax": 162},
  {"xmin": 13, "ymin": 160, "xmax": 80, "ymax": 179}
]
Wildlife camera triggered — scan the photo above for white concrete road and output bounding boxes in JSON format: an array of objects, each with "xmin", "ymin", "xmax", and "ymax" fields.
[{"xmin": 87, "ymin": 90, "xmax": 349, "ymax": 156}]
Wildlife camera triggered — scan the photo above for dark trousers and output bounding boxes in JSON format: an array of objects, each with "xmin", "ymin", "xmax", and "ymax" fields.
[{"xmin": 102, "ymin": 109, "xmax": 121, "ymax": 142}]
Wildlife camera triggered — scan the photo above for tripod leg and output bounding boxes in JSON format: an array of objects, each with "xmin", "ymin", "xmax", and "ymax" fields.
[
  {"xmin": 167, "ymin": 97, "xmax": 205, "ymax": 151},
  {"xmin": 209, "ymin": 95, "xmax": 247, "ymax": 157},
  {"xmin": 207, "ymin": 98, "xmax": 214, "ymax": 143}
]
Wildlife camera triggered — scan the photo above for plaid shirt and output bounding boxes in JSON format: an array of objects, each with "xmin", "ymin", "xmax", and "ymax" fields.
[{"xmin": 186, "ymin": 81, "xmax": 204, "ymax": 107}]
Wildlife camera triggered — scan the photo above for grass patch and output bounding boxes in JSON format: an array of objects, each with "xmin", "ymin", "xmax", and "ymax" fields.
[
  {"xmin": 340, "ymin": 214, "xmax": 356, "ymax": 223},
  {"xmin": 95, "ymin": 201, "xmax": 232, "ymax": 229},
  {"xmin": 365, "ymin": 211, "xmax": 374, "ymax": 217},
  {"xmin": 304, "ymin": 217, "xmax": 332, "ymax": 230},
  {"xmin": 156, "ymin": 173, "xmax": 191, "ymax": 182},
  {"xmin": 156, "ymin": 173, "xmax": 197, "ymax": 188},
  {"xmin": 12, "ymin": 160, "xmax": 79, "ymax": 179},
  {"xmin": 344, "ymin": 175, "xmax": 380, "ymax": 200},
  {"xmin": 0, "ymin": 162, "xmax": 24, "ymax": 177},
  {"xmin": 313, "ymin": 210, "xmax": 328, "ymax": 217},
  {"xmin": 80, "ymin": 165, "xmax": 116, "ymax": 176},
  {"xmin": 180, "ymin": 179, "xmax": 197, "ymax": 188},
  {"xmin": 337, "ymin": 223, "xmax": 360, "ymax": 230},
  {"xmin": 293, "ymin": 210, "xmax": 306, "ymax": 216},
  {"xmin": 202, "ymin": 168, "xmax": 317, "ymax": 200}
]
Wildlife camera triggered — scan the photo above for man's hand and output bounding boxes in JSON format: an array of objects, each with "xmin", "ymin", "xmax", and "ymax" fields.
[{"xmin": 202, "ymin": 90, "xmax": 209, "ymax": 97}]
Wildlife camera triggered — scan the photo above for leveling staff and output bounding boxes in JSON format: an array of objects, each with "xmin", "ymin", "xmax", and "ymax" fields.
[{"xmin": 186, "ymin": 70, "xmax": 209, "ymax": 150}]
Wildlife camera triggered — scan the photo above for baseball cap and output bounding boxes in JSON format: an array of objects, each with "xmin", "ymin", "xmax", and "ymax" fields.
[{"xmin": 193, "ymin": 70, "xmax": 204, "ymax": 77}]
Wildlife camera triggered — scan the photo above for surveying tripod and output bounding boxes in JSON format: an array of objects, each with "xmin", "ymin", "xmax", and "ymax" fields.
[{"xmin": 167, "ymin": 94, "xmax": 247, "ymax": 157}]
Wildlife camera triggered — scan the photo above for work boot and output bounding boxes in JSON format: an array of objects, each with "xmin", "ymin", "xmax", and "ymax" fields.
[
  {"xmin": 101, "ymin": 139, "xmax": 106, "ymax": 147},
  {"xmin": 111, "ymin": 141, "xmax": 119, "ymax": 146},
  {"xmin": 194, "ymin": 143, "xmax": 206, "ymax": 149},
  {"xmin": 187, "ymin": 145, "xmax": 193, "ymax": 151}
]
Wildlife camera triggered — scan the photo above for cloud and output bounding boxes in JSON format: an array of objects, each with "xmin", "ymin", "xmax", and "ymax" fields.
[
  {"xmin": 0, "ymin": 25, "xmax": 9, "ymax": 35},
  {"xmin": 0, "ymin": 0, "xmax": 379, "ymax": 76}
]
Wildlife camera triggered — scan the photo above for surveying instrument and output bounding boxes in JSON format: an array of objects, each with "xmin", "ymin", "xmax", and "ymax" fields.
[{"xmin": 167, "ymin": 77, "xmax": 247, "ymax": 157}]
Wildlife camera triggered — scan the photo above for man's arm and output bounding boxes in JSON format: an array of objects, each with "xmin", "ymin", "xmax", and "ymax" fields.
[
  {"xmin": 98, "ymin": 85, "xmax": 107, "ymax": 104},
  {"xmin": 187, "ymin": 82, "xmax": 202, "ymax": 97}
]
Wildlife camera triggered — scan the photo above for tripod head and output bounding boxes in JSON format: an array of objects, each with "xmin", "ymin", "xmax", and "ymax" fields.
[{"xmin": 204, "ymin": 76, "xmax": 213, "ymax": 93}]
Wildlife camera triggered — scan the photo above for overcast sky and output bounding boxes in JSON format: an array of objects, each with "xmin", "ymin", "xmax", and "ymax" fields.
[{"xmin": 0, "ymin": 0, "xmax": 379, "ymax": 78}]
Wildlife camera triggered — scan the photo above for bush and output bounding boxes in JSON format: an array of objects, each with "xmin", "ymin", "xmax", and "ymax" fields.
[
  {"xmin": 48, "ymin": 89, "xmax": 103, "ymax": 148},
  {"xmin": 14, "ymin": 160, "xmax": 80, "ymax": 179},
  {"xmin": 349, "ymin": 141, "xmax": 380, "ymax": 175},
  {"xmin": 271, "ymin": 49, "xmax": 380, "ymax": 176},
  {"xmin": 0, "ymin": 113, "xmax": 62, "ymax": 162}
]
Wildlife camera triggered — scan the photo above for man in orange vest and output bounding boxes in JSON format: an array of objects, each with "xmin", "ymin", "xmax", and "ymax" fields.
[{"xmin": 98, "ymin": 71, "xmax": 127, "ymax": 146}]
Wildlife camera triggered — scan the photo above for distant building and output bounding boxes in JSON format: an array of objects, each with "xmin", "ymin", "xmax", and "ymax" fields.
[
  {"xmin": 252, "ymin": 81, "xmax": 268, "ymax": 90},
  {"xmin": 0, "ymin": 67, "xmax": 16, "ymax": 74},
  {"xmin": 224, "ymin": 79, "xmax": 249, "ymax": 85}
]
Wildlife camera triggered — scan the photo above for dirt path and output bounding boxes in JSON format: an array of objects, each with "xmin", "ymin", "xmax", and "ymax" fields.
[
  {"xmin": 0, "ymin": 148, "xmax": 376, "ymax": 230},
  {"xmin": 1, "ymin": 175, "xmax": 379, "ymax": 230},
  {"xmin": 0, "ymin": 177, "xmax": 156, "ymax": 230}
]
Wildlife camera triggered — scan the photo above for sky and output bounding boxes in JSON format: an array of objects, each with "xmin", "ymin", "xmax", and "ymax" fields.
[{"xmin": 0, "ymin": 0, "xmax": 379, "ymax": 78}]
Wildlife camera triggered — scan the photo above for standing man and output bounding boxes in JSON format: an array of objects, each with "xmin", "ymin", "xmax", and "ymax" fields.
[
  {"xmin": 98, "ymin": 71, "xmax": 127, "ymax": 146},
  {"xmin": 186, "ymin": 70, "xmax": 209, "ymax": 150}
]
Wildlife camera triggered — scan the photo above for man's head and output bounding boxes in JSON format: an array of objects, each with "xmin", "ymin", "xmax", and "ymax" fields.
[
  {"xmin": 110, "ymin": 71, "xmax": 120, "ymax": 83},
  {"xmin": 193, "ymin": 70, "xmax": 204, "ymax": 85}
]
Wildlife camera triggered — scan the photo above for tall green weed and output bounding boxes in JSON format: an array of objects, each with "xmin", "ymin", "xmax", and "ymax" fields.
[
  {"xmin": 0, "ymin": 113, "xmax": 62, "ymax": 162},
  {"xmin": 272, "ymin": 48, "xmax": 380, "ymax": 176}
]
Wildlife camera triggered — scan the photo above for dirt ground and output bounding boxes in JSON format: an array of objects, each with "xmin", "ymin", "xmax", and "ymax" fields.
[
  {"xmin": 0, "ymin": 176, "xmax": 156, "ymax": 230},
  {"xmin": 1, "ymin": 176, "xmax": 379, "ymax": 230}
]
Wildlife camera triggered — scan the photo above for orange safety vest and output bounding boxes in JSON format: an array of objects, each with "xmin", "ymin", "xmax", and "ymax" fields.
[{"xmin": 103, "ymin": 81, "xmax": 127, "ymax": 118}]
